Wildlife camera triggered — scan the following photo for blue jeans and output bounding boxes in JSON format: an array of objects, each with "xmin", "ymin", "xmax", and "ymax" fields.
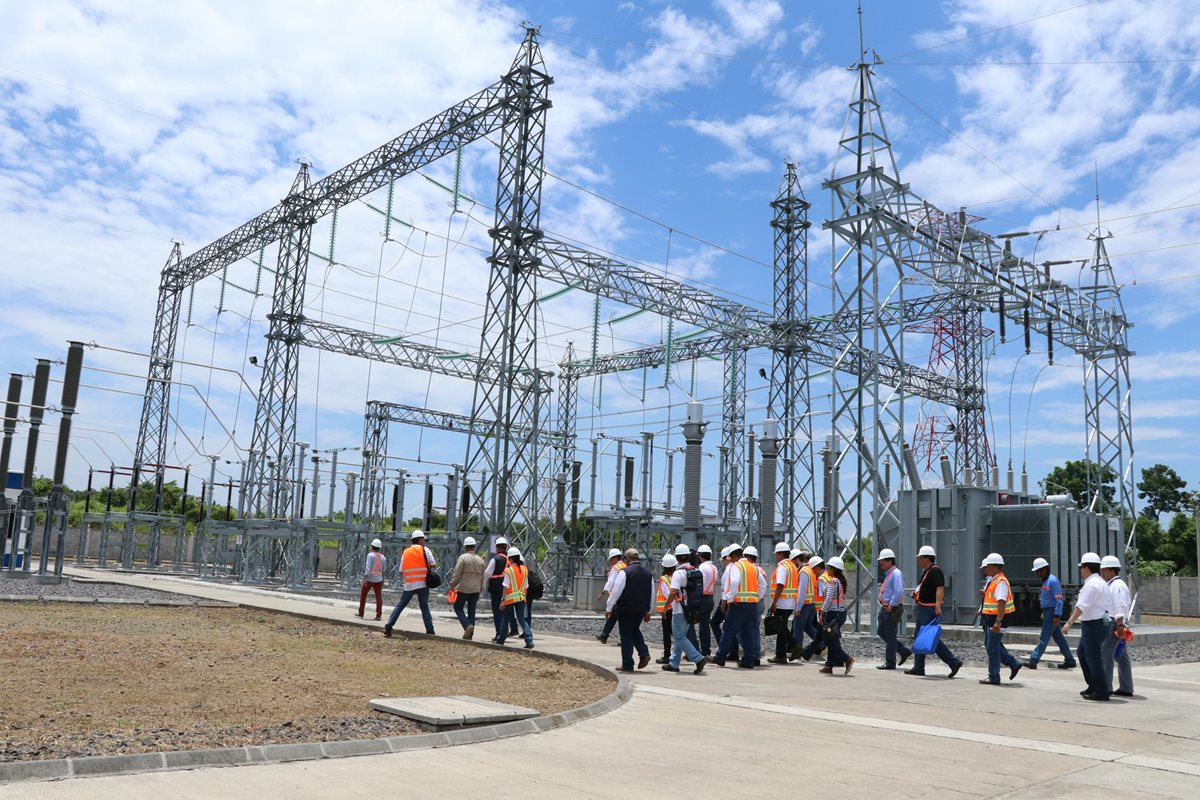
[
  {"xmin": 697, "ymin": 596, "xmax": 715, "ymax": 654},
  {"xmin": 1077, "ymin": 618, "xmax": 1109, "ymax": 696},
  {"xmin": 453, "ymin": 592, "xmax": 479, "ymax": 630},
  {"xmin": 1028, "ymin": 608, "xmax": 1076, "ymax": 666},
  {"xmin": 791, "ymin": 604, "xmax": 818, "ymax": 650},
  {"xmin": 617, "ymin": 613, "xmax": 649, "ymax": 670},
  {"xmin": 982, "ymin": 619, "xmax": 1020, "ymax": 682},
  {"xmin": 876, "ymin": 608, "xmax": 912, "ymax": 666},
  {"xmin": 911, "ymin": 605, "xmax": 960, "ymax": 673},
  {"xmin": 386, "ymin": 586, "xmax": 434, "ymax": 634},
  {"xmin": 716, "ymin": 602, "xmax": 757, "ymax": 663},
  {"xmin": 669, "ymin": 607, "xmax": 705, "ymax": 667},
  {"xmin": 498, "ymin": 601, "xmax": 533, "ymax": 645}
]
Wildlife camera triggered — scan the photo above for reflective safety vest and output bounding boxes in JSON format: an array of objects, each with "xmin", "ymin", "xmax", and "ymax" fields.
[
  {"xmin": 732, "ymin": 560, "xmax": 760, "ymax": 603},
  {"xmin": 800, "ymin": 565, "xmax": 818, "ymax": 605},
  {"xmin": 503, "ymin": 564, "xmax": 528, "ymax": 605},
  {"xmin": 366, "ymin": 551, "xmax": 385, "ymax": 579},
  {"xmin": 982, "ymin": 573, "xmax": 1016, "ymax": 615},
  {"xmin": 655, "ymin": 575, "xmax": 671, "ymax": 613},
  {"xmin": 779, "ymin": 559, "xmax": 800, "ymax": 599},
  {"xmin": 401, "ymin": 544, "xmax": 428, "ymax": 585},
  {"xmin": 817, "ymin": 572, "xmax": 831, "ymax": 601}
]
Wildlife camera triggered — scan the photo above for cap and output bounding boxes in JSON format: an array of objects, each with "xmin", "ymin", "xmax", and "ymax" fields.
[
  {"xmin": 697, "ymin": 544, "xmax": 713, "ymax": 555},
  {"xmin": 878, "ymin": 548, "xmax": 896, "ymax": 561},
  {"xmin": 608, "ymin": 548, "xmax": 623, "ymax": 560},
  {"xmin": 980, "ymin": 552, "xmax": 1004, "ymax": 568},
  {"xmin": 917, "ymin": 545, "xmax": 936, "ymax": 558},
  {"xmin": 410, "ymin": 530, "xmax": 426, "ymax": 540},
  {"xmin": 1031, "ymin": 557, "xmax": 1049, "ymax": 571},
  {"xmin": 1101, "ymin": 555, "xmax": 1122, "ymax": 570},
  {"xmin": 789, "ymin": 548, "xmax": 803, "ymax": 559},
  {"xmin": 1078, "ymin": 552, "xmax": 1101, "ymax": 567},
  {"xmin": 507, "ymin": 547, "xmax": 522, "ymax": 559},
  {"xmin": 775, "ymin": 542, "xmax": 791, "ymax": 554},
  {"xmin": 463, "ymin": 536, "xmax": 477, "ymax": 547},
  {"xmin": 674, "ymin": 544, "xmax": 692, "ymax": 557},
  {"xmin": 624, "ymin": 547, "xmax": 640, "ymax": 560},
  {"xmin": 495, "ymin": 536, "xmax": 509, "ymax": 547},
  {"xmin": 744, "ymin": 546, "xmax": 759, "ymax": 558},
  {"xmin": 808, "ymin": 556, "xmax": 824, "ymax": 568},
  {"xmin": 662, "ymin": 554, "xmax": 678, "ymax": 568},
  {"xmin": 371, "ymin": 538, "xmax": 383, "ymax": 548},
  {"xmin": 826, "ymin": 556, "xmax": 845, "ymax": 571}
]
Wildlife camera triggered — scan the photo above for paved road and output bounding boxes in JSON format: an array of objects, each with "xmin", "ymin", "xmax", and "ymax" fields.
[{"xmin": 6, "ymin": 568, "xmax": 1199, "ymax": 799}]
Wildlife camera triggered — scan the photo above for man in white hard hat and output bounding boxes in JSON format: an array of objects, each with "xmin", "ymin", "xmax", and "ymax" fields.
[
  {"xmin": 449, "ymin": 536, "xmax": 486, "ymax": 639},
  {"xmin": 484, "ymin": 536, "xmax": 518, "ymax": 641},
  {"xmin": 357, "ymin": 538, "xmax": 386, "ymax": 621},
  {"xmin": 766, "ymin": 542, "xmax": 800, "ymax": 664},
  {"xmin": 1099, "ymin": 555, "xmax": 1134, "ymax": 697},
  {"xmin": 606, "ymin": 548, "xmax": 653, "ymax": 672},
  {"xmin": 695, "ymin": 544, "xmax": 719, "ymax": 656},
  {"xmin": 907, "ymin": 545, "xmax": 962, "ymax": 678},
  {"xmin": 495, "ymin": 547, "xmax": 533, "ymax": 648},
  {"xmin": 1024, "ymin": 557, "xmax": 1077, "ymax": 670},
  {"xmin": 876, "ymin": 547, "xmax": 912, "ymax": 670},
  {"xmin": 978, "ymin": 552, "xmax": 1021, "ymax": 685},
  {"xmin": 713, "ymin": 544, "xmax": 758, "ymax": 668},
  {"xmin": 708, "ymin": 545, "xmax": 738, "ymax": 663},
  {"xmin": 743, "ymin": 545, "xmax": 769, "ymax": 666},
  {"xmin": 671, "ymin": 543, "xmax": 703, "ymax": 651},
  {"xmin": 1062, "ymin": 552, "xmax": 1111, "ymax": 700},
  {"xmin": 655, "ymin": 554, "xmax": 678, "ymax": 663},
  {"xmin": 383, "ymin": 530, "xmax": 437, "ymax": 637},
  {"xmin": 595, "ymin": 548, "xmax": 627, "ymax": 645},
  {"xmin": 663, "ymin": 546, "xmax": 708, "ymax": 674}
]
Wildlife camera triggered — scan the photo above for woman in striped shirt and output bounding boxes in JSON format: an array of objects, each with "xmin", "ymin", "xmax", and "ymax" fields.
[{"xmin": 817, "ymin": 557, "xmax": 854, "ymax": 675}]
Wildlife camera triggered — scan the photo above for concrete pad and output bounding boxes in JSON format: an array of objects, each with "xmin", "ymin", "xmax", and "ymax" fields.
[{"xmin": 370, "ymin": 695, "xmax": 538, "ymax": 729}]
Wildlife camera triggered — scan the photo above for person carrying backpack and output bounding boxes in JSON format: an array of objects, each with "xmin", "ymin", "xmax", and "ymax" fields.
[{"xmin": 663, "ymin": 546, "xmax": 708, "ymax": 674}]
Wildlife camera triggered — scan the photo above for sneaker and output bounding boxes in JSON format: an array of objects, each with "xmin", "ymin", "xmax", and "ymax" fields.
[
  {"xmin": 661, "ymin": 664, "xmax": 680, "ymax": 672},
  {"xmin": 596, "ymin": 634, "xmax": 608, "ymax": 645},
  {"xmin": 844, "ymin": 657, "xmax": 855, "ymax": 675},
  {"xmin": 463, "ymin": 626, "xmax": 473, "ymax": 640},
  {"xmin": 903, "ymin": 668, "xmax": 926, "ymax": 676},
  {"xmin": 637, "ymin": 654, "xmax": 651, "ymax": 669},
  {"xmin": 383, "ymin": 627, "xmax": 393, "ymax": 638},
  {"xmin": 694, "ymin": 657, "xmax": 708, "ymax": 674},
  {"xmin": 1009, "ymin": 663, "xmax": 1022, "ymax": 681},
  {"xmin": 948, "ymin": 663, "xmax": 961, "ymax": 679}
]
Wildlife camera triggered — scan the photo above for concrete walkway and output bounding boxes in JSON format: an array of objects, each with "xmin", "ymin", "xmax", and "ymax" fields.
[{"xmin": 5, "ymin": 568, "xmax": 1200, "ymax": 799}]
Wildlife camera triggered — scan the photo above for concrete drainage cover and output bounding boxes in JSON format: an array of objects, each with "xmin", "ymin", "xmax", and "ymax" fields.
[{"xmin": 370, "ymin": 696, "xmax": 538, "ymax": 730}]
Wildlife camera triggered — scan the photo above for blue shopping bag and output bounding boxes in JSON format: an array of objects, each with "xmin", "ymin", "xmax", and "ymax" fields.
[{"xmin": 912, "ymin": 617, "xmax": 942, "ymax": 655}]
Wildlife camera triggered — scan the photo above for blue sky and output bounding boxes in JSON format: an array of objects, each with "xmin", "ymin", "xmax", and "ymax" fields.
[{"xmin": 1, "ymin": 0, "xmax": 1197, "ymax": 521}]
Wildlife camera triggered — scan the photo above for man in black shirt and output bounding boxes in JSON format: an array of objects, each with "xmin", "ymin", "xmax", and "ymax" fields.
[
  {"xmin": 907, "ymin": 545, "xmax": 963, "ymax": 678},
  {"xmin": 607, "ymin": 548, "xmax": 653, "ymax": 673}
]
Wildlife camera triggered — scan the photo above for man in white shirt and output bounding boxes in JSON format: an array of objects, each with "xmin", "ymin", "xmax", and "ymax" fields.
[
  {"xmin": 1062, "ymin": 553, "xmax": 1112, "ymax": 701},
  {"xmin": 662, "ymin": 551, "xmax": 708, "ymax": 674},
  {"xmin": 383, "ymin": 530, "xmax": 438, "ymax": 637},
  {"xmin": 1100, "ymin": 555, "xmax": 1134, "ymax": 697},
  {"xmin": 766, "ymin": 542, "xmax": 799, "ymax": 664},
  {"xmin": 595, "ymin": 548, "xmax": 625, "ymax": 645}
]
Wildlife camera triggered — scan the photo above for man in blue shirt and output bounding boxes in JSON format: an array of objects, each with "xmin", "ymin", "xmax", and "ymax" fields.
[
  {"xmin": 1024, "ymin": 557, "xmax": 1078, "ymax": 670},
  {"xmin": 875, "ymin": 547, "xmax": 911, "ymax": 670}
]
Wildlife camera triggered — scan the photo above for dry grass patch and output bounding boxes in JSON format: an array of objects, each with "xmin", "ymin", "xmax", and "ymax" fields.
[{"xmin": 0, "ymin": 603, "xmax": 610, "ymax": 761}]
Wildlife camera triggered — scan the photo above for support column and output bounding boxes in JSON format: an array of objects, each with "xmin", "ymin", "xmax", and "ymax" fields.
[{"xmin": 681, "ymin": 401, "xmax": 708, "ymax": 550}]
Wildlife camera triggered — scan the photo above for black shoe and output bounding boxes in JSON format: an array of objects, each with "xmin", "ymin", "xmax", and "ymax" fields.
[
  {"xmin": 737, "ymin": 661, "xmax": 755, "ymax": 669},
  {"xmin": 898, "ymin": 652, "xmax": 910, "ymax": 667},
  {"xmin": 904, "ymin": 668, "xmax": 926, "ymax": 676},
  {"xmin": 656, "ymin": 656, "xmax": 670, "ymax": 664},
  {"xmin": 524, "ymin": 642, "xmax": 534, "ymax": 649},
  {"xmin": 1080, "ymin": 689, "xmax": 1091, "ymax": 696},
  {"xmin": 695, "ymin": 657, "xmax": 708, "ymax": 674},
  {"xmin": 877, "ymin": 664, "xmax": 897, "ymax": 671},
  {"xmin": 948, "ymin": 662, "xmax": 962, "ymax": 679},
  {"xmin": 661, "ymin": 664, "xmax": 680, "ymax": 672},
  {"xmin": 615, "ymin": 666, "xmax": 635, "ymax": 673},
  {"xmin": 1058, "ymin": 662, "xmax": 1077, "ymax": 670},
  {"xmin": 1023, "ymin": 661, "xmax": 1038, "ymax": 669},
  {"xmin": 637, "ymin": 654, "xmax": 651, "ymax": 670},
  {"xmin": 1009, "ymin": 664, "xmax": 1022, "ymax": 681},
  {"xmin": 1082, "ymin": 693, "xmax": 1111, "ymax": 701},
  {"xmin": 596, "ymin": 634, "xmax": 608, "ymax": 645},
  {"xmin": 494, "ymin": 639, "xmax": 506, "ymax": 645},
  {"xmin": 754, "ymin": 659, "xmax": 761, "ymax": 667},
  {"xmin": 979, "ymin": 678, "xmax": 1000, "ymax": 685},
  {"xmin": 382, "ymin": 626, "xmax": 393, "ymax": 638},
  {"xmin": 1114, "ymin": 690, "xmax": 1134, "ymax": 697},
  {"xmin": 712, "ymin": 656, "xmax": 727, "ymax": 667}
]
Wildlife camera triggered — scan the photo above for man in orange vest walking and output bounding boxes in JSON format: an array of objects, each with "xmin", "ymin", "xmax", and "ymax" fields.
[
  {"xmin": 767, "ymin": 542, "xmax": 799, "ymax": 664},
  {"xmin": 383, "ymin": 530, "xmax": 438, "ymax": 637},
  {"xmin": 356, "ymin": 538, "xmax": 386, "ymax": 620},
  {"xmin": 978, "ymin": 552, "xmax": 1021, "ymax": 685},
  {"xmin": 712, "ymin": 544, "xmax": 759, "ymax": 668},
  {"xmin": 495, "ymin": 547, "xmax": 534, "ymax": 649}
]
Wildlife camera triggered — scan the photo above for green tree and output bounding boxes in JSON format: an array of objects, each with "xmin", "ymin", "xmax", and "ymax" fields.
[
  {"xmin": 1137, "ymin": 464, "xmax": 1189, "ymax": 519},
  {"xmin": 1042, "ymin": 459, "xmax": 1116, "ymax": 509}
]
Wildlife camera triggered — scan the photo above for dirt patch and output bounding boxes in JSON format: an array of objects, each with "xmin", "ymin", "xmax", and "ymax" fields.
[{"xmin": 0, "ymin": 603, "xmax": 610, "ymax": 761}]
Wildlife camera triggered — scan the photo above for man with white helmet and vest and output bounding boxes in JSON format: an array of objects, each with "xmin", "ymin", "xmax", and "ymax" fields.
[
  {"xmin": 383, "ymin": 530, "xmax": 437, "ymax": 637},
  {"xmin": 655, "ymin": 553, "xmax": 678, "ymax": 663},
  {"xmin": 1062, "ymin": 552, "xmax": 1112, "ymax": 700},
  {"xmin": 1024, "ymin": 557, "xmax": 1078, "ymax": 670},
  {"xmin": 907, "ymin": 545, "xmax": 962, "ymax": 678},
  {"xmin": 875, "ymin": 547, "xmax": 912, "ymax": 670},
  {"xmin": 713, "ymin": 543, "xmax": 759, "ymax": 668},
  {"xmin": 792, "ymin": 555, "xmax": 825, "ymax": 661},
  {"xmin": 495, "ymin": 547, "xmax": 534, "ymax": 648},
  {"xmin": 978, "ymin": 552, "xmax": 1022, "ymax": 685},
  {"xmin": 449, "ymin": 536, "xmax": 485, "ymax": 640},
  {"xmin": 357, "ymin": 538, "xmax": 386, "ymax": 621},
  {"xmin": 484, "ymin": 536, "xmax": 518, "ymax": 641},
  {"xmin": 1100, "ymin": 555, "xmax": 1134, "ymax": 697},
  {"xmin": 743, "ymin": 545, "xmax": 769, "ymax": 665},
  {"xmin": 696, "ymin": 544, "xmax": 719, "ymax": 656},
  {"xmin": 709, "ymin": 545, "xmax": 739, "ymax": 663},
  {"xmin": 595, "ymin": 548, "xmax": 626, "ymax": 645},
  {"xmin": 767, "ymin": 542, "xmax": 800, "ymax": 664}
]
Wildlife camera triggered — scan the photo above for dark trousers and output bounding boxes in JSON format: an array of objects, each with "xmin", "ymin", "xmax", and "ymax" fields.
[
  {"xmin": 710, "ymin": 603, "xmax": 738, "ymax": 661},
  {"xmin": 911, "ymin": 604, "xmax": 960, "ymax": 672},
  {"xmin": 617, "ymin": 613, "xmax": 650, "ymax": 670},
  {"xmin": 877, "ymin": 608, "xmax": 912, "ymax": 666},
  {"xmin": 698, "ymin": 595, "xmax": 715, "ymax": 654},
  {"xmin": 661, "ymin": 610, "xmax": 672, "ymax": 657},
  {"xmin": 823, "ymin": 611, "xmax": 849, "ymax": 667},
  {"xmin": 489, "ymin": 584, "xmax": 505, "ymax": 637},
  {"xmin": 600, "ymin": 610, "xmax": 618, "ymax": 639},
  {"xmin": 453, "ymin": 592, "xmax": 479, "ymax": 630},
  {"xmin": 716, "ymin": 602, "xmax": 757, "ymax": 663},
  {"xmin": 358, "ymin": 580, "xmax": 383, "ymax": 618},
  {"xmin": 1078, "ymin": 618, "xmax": 1110, "ymax": 697},
  {"xmin": 771, "ymin": 608, "xmax": 795, "ymax": 659}
]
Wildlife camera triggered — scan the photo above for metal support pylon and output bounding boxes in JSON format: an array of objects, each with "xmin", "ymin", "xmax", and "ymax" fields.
[
  {"xmin": 556, "ymin": 342, "xmax": 579, "ymax": 478},
  {"xmin": 721, "ymin": 346, "xmax": 746, "ymax": 524}
]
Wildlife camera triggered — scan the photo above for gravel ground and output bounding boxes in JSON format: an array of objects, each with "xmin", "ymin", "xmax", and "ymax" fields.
[{"xmin": 0, "ymin": 574, "xmax": 206, "ymax": 603}]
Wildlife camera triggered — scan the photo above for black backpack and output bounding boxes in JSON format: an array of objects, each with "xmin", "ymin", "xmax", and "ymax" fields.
[
  {"xmin": 683, "ymin": 567, "xmax": 704, "ymax": 609},
  {"xmin": 527, "ymin": 570, "xmax": 545, "ymax": 601}
]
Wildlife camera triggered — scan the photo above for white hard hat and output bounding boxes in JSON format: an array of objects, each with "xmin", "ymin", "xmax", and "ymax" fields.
[
  {"xmin": 775, "ymin": 542, "xmax": 791, "ymax": 554},
  {"xmin": 608, "ymin": 548, "xmax": 623, "ymax": 559},
  {"xmin": 826, "ymin": 556, "xmax": 845, "ymax": 571},
  {"xmin": 744, "ymin": 546, "xmax": 759, "ymax": 558},
  {"xmin": 463, "ymin": 536, "xmax": 477, "ymax": 547},
  {"xmin": 410, "ymin": 529, "xmax": 426, "ymax": 540},
  {"xmin": 662, "ymin": 554, "xmax": 678, "ymax": 568},
  {"xmin": 808, "ymin": 556, "xmax": 824, "ymax": 568},
  {"xmin": 495, "ymin": 536, "xmax": 509, "ymax": 547},
  {"xmin": 719, "ymin": 545, "xmax": 732, "ymax": 558},
  {"xmin": 674, "ymin": 544, "xmax": 692, "ymax": 557},
  {"xmin": 1078, "ymin": 552, "xmax": 1101, "ymax": 567},
  {"xmin": 1101, "ymin": 555, "xmax": 1122, "ymax": 570},
  {"xmin": 980, "ymin": 552, "xmax": 1004, "ymax": 567},
  {"xmin": 878, "ymin": 548, "xmax": 896, "ymax": 561},
  {"xmin": 790, "ymin": 548, "xmax": 803, "ymax": 559},
  {"xmin": 371, "ymin": 538, "xmax": 383, "ymax": 548},
  {"xmin": 917, "ymin": 545, "xmax": 936, "ymax": 558},
  {"xmin": 697, "ymin": 544, "xmax": 713, "ymax": 555},
  {"xmin": 507, "ymin": 547, "xmax": 522, "ymax": 559},
  {"xmin": 727, "ymin": 543, "xmax": 744, "ymax": 554},
  {"xmin": 1031, "ymin": 557, "xmax": 1049, "ymax": 571}
]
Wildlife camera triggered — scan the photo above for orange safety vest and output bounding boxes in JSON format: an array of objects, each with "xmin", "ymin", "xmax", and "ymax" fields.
[
  {"xmin": 401, "ymin": 544, "xmax": 428, "ymax": 584},
  {"xmin": 800, "ymin": 565, "xmax": 817, "ymax": 605},
  {"xmin": 982, "ymin": 573, "xmax": 1016, "ymax": 615},
  {"xmin": 502, "ymin": 564, "xmax": 528, "ymax": 605},
  {"xmin": 655, "ymin": 574, "xmax": 671, "ymax": 613},
  {"xmin": 366, "ymin": 551, "xmax": 385, "ymax": 578},
  {"xmin": 779, "ymin": 559, "xmax": 800, "ymax": 599},
  {"xmin": 732, "ymin": 560, "xmax": 759, "ymax": 603}
]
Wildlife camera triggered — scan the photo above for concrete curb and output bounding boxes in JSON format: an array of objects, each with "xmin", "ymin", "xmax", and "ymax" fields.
[
  {"xmin": 0, "ymin": 606, "xmax": 631, "ymax": 786},
  {"xmin": 0, "ymin": 595, "xmax": 235, "ymax": 607}
]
